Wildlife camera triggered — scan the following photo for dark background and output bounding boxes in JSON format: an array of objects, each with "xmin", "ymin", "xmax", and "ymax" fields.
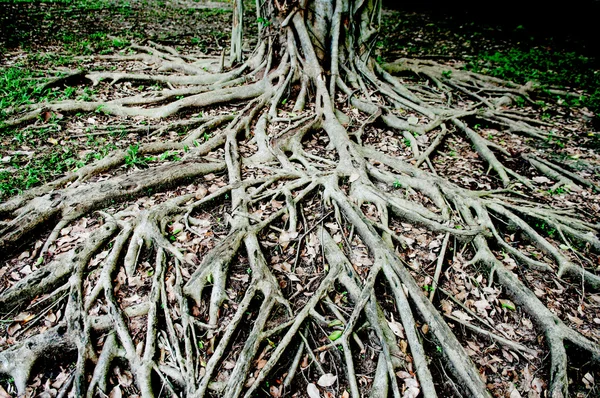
[{"xmin": 385, "ymin": 0, "xmax": 600, "ymax": 57}]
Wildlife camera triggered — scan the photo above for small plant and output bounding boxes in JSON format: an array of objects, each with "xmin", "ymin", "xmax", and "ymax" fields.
[
  {"xmin": 159, "ymin": 151, "xmax": 181, "ymax": 162},
  {"xmin": 442, "ymin": 70, "xmax": 452, "ymax": 78},
  {"xmin": 256, "ymin": 17, "xmax": 271, "ymax": 27},
  {"xmin": 393, "ymin": 180, "xmax": 402, "ymax": 189},
  {"xmin": 124, "ymin": 144, "xmax": 153, "ymax": 168},
  {"xmin": 547, "ymin": 186, "xmax": 567, "ymax": 195},
  {"xmin": 536, "ymin": 221, "xmax": 557, "ymax": 238}
]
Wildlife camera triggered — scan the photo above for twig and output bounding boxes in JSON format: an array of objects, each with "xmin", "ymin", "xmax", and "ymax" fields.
[
  {"xmin": 429, "ymin": 232, "xmax": 450, "ymax": 301},
  {"xmin": 445, "ymin": 314, "xmax": 538, "ymax": 356}
]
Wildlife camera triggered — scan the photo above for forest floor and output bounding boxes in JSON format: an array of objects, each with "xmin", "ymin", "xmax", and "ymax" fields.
[{"xmin": 1, "ymin": 0, "xmax": 600, "ymax": 397}]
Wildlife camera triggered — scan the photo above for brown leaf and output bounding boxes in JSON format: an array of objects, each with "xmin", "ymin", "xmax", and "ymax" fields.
[
  {"xmin": 387, "ymin": 320, "xmax": 404, "ymax": 338},
  {"xmin": 441, "ymin": 300, "xmax": 453, "ymax": 315},
  {"xmin": 109, "ymin": 385, "xmax": 122, "ymax": 398},
  {"xmin": 508, "ymin": 383, "xmax": 522, "ymax": 398},
  {"xmin": 45, "ymin": 312, "xmax": 57, "ymax": 324},
  {"xmin": 223, "ymin": 361, "xmax": 235, "ymax": 370},
  {"xmin": 279, "ymin": 231, "xmax": 298, "ymax": 249},
  {"xmin": 396, "ymin": 371, "xmax": 411, "ymax": 379},
  {"xmin": 256, "ymin": 359, "xmax": 268, "ymax": 369},
  {"xmin": 7, "ymin": 323, "xmax": 21, "ymax": 336},
  {"xmin": 301, "ymin": 355, "xmax": 309, "ymax": 369},
  {"xmin": 567, "ymin": 314, "xmax": 584, "ymax": 326},
  {"xmin": 403, "ymin": 387, "xmax": 420, "ymax": 398},
  {"xmin": 451, "ymin": 310, "xmax": 473, "ymax": 321},
  {"xmin": 269, "ymin": 385, "xmax": 281, "ymax": 397},
  {"xmin": 399, "ymin": 340, "xmax": 408, "ymax": 353},
  {"xmin": 0, "ymin": 385, "xmax": 11, "ymax": 398}
]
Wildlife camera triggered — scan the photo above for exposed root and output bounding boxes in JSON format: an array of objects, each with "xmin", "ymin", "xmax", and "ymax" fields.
[{"xmin": 1, "ymin": 3, "xmax": 599, "ymax": 398}]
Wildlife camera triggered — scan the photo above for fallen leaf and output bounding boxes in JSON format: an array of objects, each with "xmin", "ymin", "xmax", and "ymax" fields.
[
  {"xmin": 388, "ymin": 320, "xmax": 404, "ymax": 338},
  {"xmin": 270, "ymin": 385, "xmax": 281, "ymax": 397},
  {"xmin": 7, "ymin": 323, "xmax": 21, "ymax": 336},
  {"xmin": 508, "ymin": 382, "xmax": 522, "ymax": 398},
  {"xmin": 582, "ymin": 372, "xmax": 594, "ymax": 389},
  {"xmin": 317, "ymin": 373, "xmax": 337, "ymax": 387},
  {"xmin": 279, "ymin": 231, "xmax": 298, "ymax": 249},
  {"xmin": 0, "ymin": 385, "xmax": 11, "ymax": 398},
  {"xmin": 307, "ymin": 383, "xmax": 320, "ymax": 398},
  {"xmin": 223, "ymin": 361, "xmax": 235, "ymax": 370},
  {"xmin": 532, "ymin": 176, "xmax": 552, "ymax": 184},
  {"xmin": 109, "ymin": 385, "xmax": 122, "ymax": 398},
  {"xmin": 451, "ymin": 310, "xmax": 473, "ymax": 321},
  {"xmin": 328, "ymin": 330, "xmax": 342, "ymax": 341},
  {"xmin": 403, "ymin": 387, "xmax": 420, "ymax": 398},
  {"xmin": 441, "ymin": 300, "xmax": 453, "ymax": 315},
  {"xmin": 567, "ymin": 314, "xmax": 584, "ymax": 326}
]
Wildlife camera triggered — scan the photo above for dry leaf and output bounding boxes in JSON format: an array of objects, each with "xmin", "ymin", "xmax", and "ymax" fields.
[
  {"xmin": 508, "ymin": 383, "xmax": 522, "ymax": 398},
  {"xmin": 441, "ymin": 300, "xmax": 453, "ymax": 315},
  {"xmin": 269, "ymin": 385, "xmax": 281, "ymax": 397},
  {"xmin": 396, "ymin": 371, "xmax": 411, "ymax": 379},
  {"xmin": 7, "ymin": 323, "xmax": 21, "ymax": 336},
  {"xmin": 567, "ymin": 314, "xmax": 584, "ymax": 326},
  {"xmin": 387, "ymin": 320, "xmax": 404, "ymax": 338},
  {"xmin": 279, "ymin": 231, "xmax": 298, "ymax": 249},
  {"xmin": 256, "ymin": 359, "xmax": 268, "ymax": 369},
  {"xmin": 223, "ymin": 361, "xmax": 235, "ymax": 370},
  {"xmin": 109, "ymin": 385, "xmax": 122, "ymax": 398},
  {"xmin": 0, "ymin": 385, "xmax": 11, "ymax": 398},
  {"xmin": 582, "ymin": 372, "xmax": 594, "ymax": 389},
  {"xmin": 317, "ymin": 373, "xmax": 337, "ymax": 387},
  {"xmin": 403, "ymin": 387, "xmax": 420, "ymax": 398},
  {"xmin": 307, "ymin": 383, "xmax": 320, "ymax": 398},
  {"xmin": 451, "ymin": 310, "xmax": 473, "ymax": 321},
  {"xmin": 301, "ymin": 355, "xmax": 309, "ymax": 369}
]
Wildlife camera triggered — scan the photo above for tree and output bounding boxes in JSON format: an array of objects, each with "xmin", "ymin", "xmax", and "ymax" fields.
[{"xmin": 1, "ymin": 1, "xmax": 599, "ymax": 397}]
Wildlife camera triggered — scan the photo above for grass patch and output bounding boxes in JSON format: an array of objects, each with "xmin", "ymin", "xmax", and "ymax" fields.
[
  {"xmin": 0, "ymin": 135, "xmax": 117, "ymax": 198},
  {"xmin": 60, "ymin": 31, "xmax": 130, "ymax": 55},
  {"xmin": 466, "ymin": 47, "xmax": 600, "ymax": 113}
]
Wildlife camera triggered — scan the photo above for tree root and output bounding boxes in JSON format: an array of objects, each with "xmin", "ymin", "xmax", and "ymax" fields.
[{"xmin": 2, "ymin": 6, "xmax": 599, "ymax": 398}]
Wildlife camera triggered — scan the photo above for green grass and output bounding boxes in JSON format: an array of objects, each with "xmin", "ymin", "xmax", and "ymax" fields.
[
  {"xmin": 0, "ymin": 137, "xmax": 117, "ymax": 198},
  {"xmin": 0, "ymin": 68, "xmax": 53, "ymax": 116},
  {"xmin": 466, "ymin": 47, "xmax": 600, "ymax": 113},
  {"xmin": 60, "ymin": 31, "xmax": 130, "ymax": 55}
]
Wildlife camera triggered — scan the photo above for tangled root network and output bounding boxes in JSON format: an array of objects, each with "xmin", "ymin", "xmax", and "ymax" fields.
[{"xmin": 1, "ymin": 2, "xmax": 599, "ymax": 398}]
